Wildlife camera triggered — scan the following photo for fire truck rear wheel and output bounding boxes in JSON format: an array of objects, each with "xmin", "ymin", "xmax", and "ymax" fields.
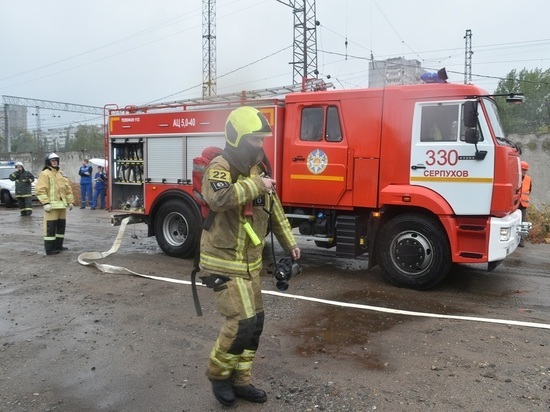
[
  {"xmin": 377, "ymin": 213, "xmax": 451, "ymax": 290},
  {"xmin": 155, "ymin": 199, "xmax": 199, "ymax": 258}
]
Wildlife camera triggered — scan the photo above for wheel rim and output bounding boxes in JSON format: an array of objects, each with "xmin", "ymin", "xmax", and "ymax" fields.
[
  {"xmin": 390, "ymin": 230, "xmax": 434, "ymax": 275},
  {"xmin": 162, "ymin": 211, "xmax": 189, "ymax": 247}
]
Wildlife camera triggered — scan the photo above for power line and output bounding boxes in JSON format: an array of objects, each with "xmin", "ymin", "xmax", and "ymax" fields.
[{"xmin": 319, "ymin": 49, "xmax": 550, "ymax": 87}]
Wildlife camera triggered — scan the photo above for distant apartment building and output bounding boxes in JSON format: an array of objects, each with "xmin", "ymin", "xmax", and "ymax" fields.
[
  {"xmin": 1, "ymin": 105, "xmax": 28, "ymax": 151},
  {"xmin": 42, "ymin": 126, "xmax": 76, "ymax": 151},
  {"xmin": 368, "ymin": 57, "xmax": 426, "ymax": 88}
]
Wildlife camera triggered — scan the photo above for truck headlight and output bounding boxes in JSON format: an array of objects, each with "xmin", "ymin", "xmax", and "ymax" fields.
[{"xmin": 500, "ymin": 227, "xmax": 511, "ymax": 242}]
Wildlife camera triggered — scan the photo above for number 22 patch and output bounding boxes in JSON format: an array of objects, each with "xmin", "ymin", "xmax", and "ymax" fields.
[
  {"xmin": 208, "ymin": 169, "xmax": 231, "ymax": 182},
  {"xmin": 208, "ymin": 168, "xmax": 231, "ymax": 191}
]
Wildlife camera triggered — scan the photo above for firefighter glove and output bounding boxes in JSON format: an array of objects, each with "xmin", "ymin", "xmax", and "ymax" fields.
[
  {"xmin": 200, "ymin": 274, "xmax": 230, "ymax": 289},
  {"xmin": 43, "ymin": 204, "xmax": 52, "ymax": 213},
  {"xmin": 69, "ymin": 203, "xmax": 73, "ymax": 211}
]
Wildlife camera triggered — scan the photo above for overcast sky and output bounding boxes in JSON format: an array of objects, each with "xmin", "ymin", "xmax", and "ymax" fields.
[{"xmin": 1, "ymin": 0, "xmax": 549, "ymax": 129}]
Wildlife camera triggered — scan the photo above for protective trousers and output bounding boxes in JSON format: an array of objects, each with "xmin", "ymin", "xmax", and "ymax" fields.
[
  {"xmin": 17, "ymin": 195, "xmax": 33, "ymax": 216},
  {"xmin": 43, "ymin": 209, "xmax": 67, "ymax": 253},
  {"xmin": 207, "ymin": 276, "xmax": 264, "ymax": 386}
]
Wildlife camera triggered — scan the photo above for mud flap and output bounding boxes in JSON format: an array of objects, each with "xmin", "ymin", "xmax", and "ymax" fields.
[{"xmin": 487, "ymin": 259, "xmax": 503, "ymax": 272}]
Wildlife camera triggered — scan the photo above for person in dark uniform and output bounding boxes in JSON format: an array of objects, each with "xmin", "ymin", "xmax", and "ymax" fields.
[
  {"xmin": 91, "ymin": 166, "xmax": 107, "ymax": 210},
  {"xmin": 9, "ymin": 161, "xmax": 34, "ymax": 216},
  {"xmin": 78, "ymin": 159, "xmax": 93, "ymax": 208}
]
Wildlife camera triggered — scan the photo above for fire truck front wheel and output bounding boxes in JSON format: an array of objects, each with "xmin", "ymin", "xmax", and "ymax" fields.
[
  {"xmin": 377, "ymin": 213, "xmax": 451, "ymax": 290},
  {"xmin": 155, "ymin": 199, "xmax": 199, "ymax": 258}
]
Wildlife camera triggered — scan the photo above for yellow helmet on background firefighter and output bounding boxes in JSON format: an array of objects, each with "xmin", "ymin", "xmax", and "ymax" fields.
[
  {"xmin": 520, "ymin": 160, "xmax": 529, "ymax": 171},
  {"xmin": 225, "ymin": 106, "xmax": 272, "ymax": 148}
]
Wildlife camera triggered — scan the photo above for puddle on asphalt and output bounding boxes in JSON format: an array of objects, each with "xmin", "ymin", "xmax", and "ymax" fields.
[
  {"xmin": 286, "ymin": 307, "xmax": 406, "ymax": 369},
  {"xmin": 285, "ymin": 288, "xmax": 467, "ymax": 369}
]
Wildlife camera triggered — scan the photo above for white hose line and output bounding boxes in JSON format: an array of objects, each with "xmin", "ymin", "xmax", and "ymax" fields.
[{"xmin": 78, "ymin": 217, "xmax": 550, "ymax": 330}]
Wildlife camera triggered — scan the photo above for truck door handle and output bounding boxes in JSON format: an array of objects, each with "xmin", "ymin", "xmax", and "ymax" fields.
[
  {"xmin": 411, "ymin": 164, "xmax": 426, "ymax": 170},
  {"xmin": 293, "ymin": 156, "xmax": 305, "ymax": 162}
]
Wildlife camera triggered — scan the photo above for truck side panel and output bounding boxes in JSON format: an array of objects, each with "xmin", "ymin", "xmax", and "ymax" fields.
[
  {"xmin": 378, "ymin": 88, "xmax": 416, "ymax": 197},
  {"xmin": 339, "ymin": 94, "xmax": 383, "ymax": 208},
  {"xmin": 352, "ymin": 158, "xmax": 379, "ymax": 207}
]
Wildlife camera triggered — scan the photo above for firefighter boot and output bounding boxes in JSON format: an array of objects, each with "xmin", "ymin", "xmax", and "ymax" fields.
[
  {"xmin": 45, "ymin": 240, "xmax": 59, "ymax": 255},
  {"xmin": 210, "ymin": 379, "xmax": 236, "ymax": 406},
  {"xmin": 55, "ymin": 238, "xmax": 68, "ymax": 252},
  {"xmin": 233, "ymin": 384, "xmax": 267, "ymax": 403}
]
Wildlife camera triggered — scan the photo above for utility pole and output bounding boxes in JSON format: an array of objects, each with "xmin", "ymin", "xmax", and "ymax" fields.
[
  {"xmin": 32, "ymin": 107, "xmax": 42, "ymax": 149},
  {"xmin": 3, "ymin": 104, "xmax": 10, "ymax": 152},
  {"xmin": 276, "ymin": 0, "xmax": 319, "ymax": 88},
  {"xmin": 202, "ymin": 0, "xmax": 216, "ymax": 97},
  {"xmin": 464, "ymin": 29, "xmax": 473, "ymax": 84}
]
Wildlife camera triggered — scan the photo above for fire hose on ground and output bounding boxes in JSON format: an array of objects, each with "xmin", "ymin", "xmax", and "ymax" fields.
[{"xmin": 77, "ymin": 217, "xmax": 550, "ymax": 330}]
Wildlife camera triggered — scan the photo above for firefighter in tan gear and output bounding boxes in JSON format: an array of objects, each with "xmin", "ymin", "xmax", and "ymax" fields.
[
  {"xmin": 519, "ymin": 160, "xmax": 532, "ymax": 247},
  {"xmin": 36, "ymin": 153, "xmax": 74, "ymax": 255},
  {"xmin": 200, "ymin": 106, "xmax": 300, "ymax": 406}
]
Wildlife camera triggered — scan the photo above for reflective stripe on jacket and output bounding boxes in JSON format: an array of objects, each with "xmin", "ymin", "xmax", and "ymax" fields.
[
  {"xmin": 199, "ymin": 156, "xmax": 297, "ymax": 278},
  {"xmin": 520, "ymin": 175, "xmax": 532, "ymax": 208},
  {"xmin": 36, "ymin": 167, "xmax": 75, "ymax": 209}
]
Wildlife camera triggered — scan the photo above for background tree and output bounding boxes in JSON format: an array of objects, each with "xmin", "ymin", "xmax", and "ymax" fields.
[
  {"xmin": 495, "ymin": 68, "xmax": 550, "ymax": 134},
  {"xmin": 10, "ymin": 128, "xmax": 39, "ymax": 152},
  {"xmin": 66, "ymin": 125, "xmax": 103, "ymax": 152}
]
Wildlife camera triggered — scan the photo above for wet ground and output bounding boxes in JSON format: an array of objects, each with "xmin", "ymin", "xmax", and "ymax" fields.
[{"xmin": 1, "ymin": 206, "xmax": 550, "ymax": 411}]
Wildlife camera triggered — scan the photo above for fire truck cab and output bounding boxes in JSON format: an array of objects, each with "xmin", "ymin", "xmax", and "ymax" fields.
[{"xmin": 105, "ymin": 81, "xmax": 530, "ymax": 290}]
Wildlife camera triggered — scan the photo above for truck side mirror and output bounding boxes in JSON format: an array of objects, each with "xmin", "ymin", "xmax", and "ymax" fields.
[
  {"xmin": 464, "ymin": 128, "xmax": 479, "ymax": 144},
  {"xmin": 463, "ymin": 101, "xmax": 478, "ymax": 128},
  {"xmin": 505, "ymin": 94, "xmax": 524, "ymax": 104}
]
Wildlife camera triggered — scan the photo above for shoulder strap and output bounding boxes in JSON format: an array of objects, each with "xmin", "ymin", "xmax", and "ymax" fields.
[
  {"xmin": 259, "ymin": 154, "xmax": 273, "ymax": 177},
  {"xmin": 191, "ymin": 247, "xmax": 203, "ymax": 316}
]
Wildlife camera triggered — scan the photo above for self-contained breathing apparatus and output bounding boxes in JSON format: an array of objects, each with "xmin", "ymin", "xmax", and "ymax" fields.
[{"xmin": 191, "ymin": 171, "xmax": 301, "ymax": 316}]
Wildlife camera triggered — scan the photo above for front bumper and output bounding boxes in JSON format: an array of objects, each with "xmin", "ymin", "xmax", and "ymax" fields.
[{"xmin": 487, "ymin": 209, "xmax": 526, "ymax": 262}]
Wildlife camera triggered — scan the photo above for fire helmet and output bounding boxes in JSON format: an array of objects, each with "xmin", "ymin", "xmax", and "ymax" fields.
[
  {"xmin": 225, "ymin": 106, "xmax": 272, "ymax": 148},
  {"xmin": 45, "ymin": 152, "xmax": 60, "ymax": 166},
  {"xmin": 520, "ymin": 160, "xmax": 529, "ymax": 171},
  {"xmin": 15, "ymin": 161, "xmax": 23, "ymax": 167}
]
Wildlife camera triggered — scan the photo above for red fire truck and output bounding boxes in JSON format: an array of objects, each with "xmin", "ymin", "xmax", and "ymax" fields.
[{"xmin": 105, "ymin": 80, "xmax": 530, "ymax": 289}]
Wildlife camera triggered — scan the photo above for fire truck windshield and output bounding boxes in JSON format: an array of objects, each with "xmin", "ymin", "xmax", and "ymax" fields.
[
  {"xmin": 484, "ymin": 98, "xmax": 506, "ymax": 141},
  {"xmin": 484, "ymin": 98, "xmax": 520, "ymax": 151}
]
